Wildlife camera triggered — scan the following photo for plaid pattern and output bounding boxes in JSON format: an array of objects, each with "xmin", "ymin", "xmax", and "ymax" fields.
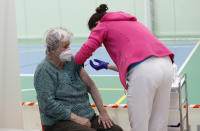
[{"xmin": 34, "ymin": 57, "xmax": 95, "ymax": 126}]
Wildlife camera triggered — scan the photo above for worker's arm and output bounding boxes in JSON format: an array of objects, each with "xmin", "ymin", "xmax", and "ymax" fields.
[
  {"xmin": 107, "ymin": 64, "xmax": 118, "ymax": 72},
  {"xmin": 74, "ymin": 23, "xmax": 107, "ymax": 65},
  {"xmin": 80, "ymin": 67, "xmax": 114, "ymax": 129}
]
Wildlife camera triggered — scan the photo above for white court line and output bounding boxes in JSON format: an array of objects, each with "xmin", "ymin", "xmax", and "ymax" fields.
[
  {"xmin": 20, "ymin": 74, "xmax": 119, "ymax": 77},
  {"xmin": 90, "ymin": 75, "xmax": 118, "ymax": 77},
  {"xmin": 22, "ymin": 89, "xmax": 35, "ymax": 92},
  {"xmin": 177, "ymin": 41, "xmax": 200, "ymax": 75},
  {"xmin": 159, "ymin": 38, "xmax": 200, "ymax": 41},
  {"xmin": 21, "ymin": 88, "xmax": 123, "ymax": 92},
  {"xmin": 168, "ymin": 45, "xmax": 197, "ymax": 48},
  {"xmin": 20, "ymin": 74, "xmax": 34, "ymax": 76}
]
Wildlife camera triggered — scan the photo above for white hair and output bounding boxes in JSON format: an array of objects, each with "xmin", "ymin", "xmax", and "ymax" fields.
[{"xmin": 45, "ymin": 27, "xmax": 73, "ymax": 54}]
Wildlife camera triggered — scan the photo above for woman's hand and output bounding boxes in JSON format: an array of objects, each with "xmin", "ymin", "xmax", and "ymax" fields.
[
  {"xmin": 77, "ymin": 117, "xmax": 92, "ymax": 127},
  {"xmin": 98, "ymin": 112, "xmax": 114, "ymax": 129},
  {"xmin": 70, "ymin": 113, "xmax": 91, "ymax": 127},
  {"xmin": 89, "ymin": 59, "xmax": 109, "ymax": 70}
]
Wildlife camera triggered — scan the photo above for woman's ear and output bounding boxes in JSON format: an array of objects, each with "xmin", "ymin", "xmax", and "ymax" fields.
[{"xmin": 95, "ymin": 21, "xmax": 100, "ymax": 26}]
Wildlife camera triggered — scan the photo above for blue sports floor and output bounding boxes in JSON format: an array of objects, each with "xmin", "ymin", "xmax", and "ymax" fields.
[
  {"xmin": 19, "ymin": 42, "xmax": 196, "ymax": 75},
  {"xmin": 19, "ymin": 40, "xmax": 200, "ymax": 104}
]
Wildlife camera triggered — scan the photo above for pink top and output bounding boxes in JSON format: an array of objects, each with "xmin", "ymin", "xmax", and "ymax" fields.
[{"xmin": 75, "ymin": 11, "xmax": 174, "ymax": 89}]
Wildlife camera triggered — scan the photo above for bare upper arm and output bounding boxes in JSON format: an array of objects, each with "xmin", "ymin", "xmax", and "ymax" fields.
[{"xmin": 79, "ymin": 67, "xmax": 93, "ymax": 92}]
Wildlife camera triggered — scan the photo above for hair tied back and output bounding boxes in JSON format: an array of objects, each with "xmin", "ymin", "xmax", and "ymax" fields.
[{"xmin": 96, "ymin": 4, "xmax": 108, "ymax": 14}]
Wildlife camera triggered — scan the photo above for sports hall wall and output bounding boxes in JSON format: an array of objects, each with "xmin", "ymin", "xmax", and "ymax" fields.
[{"xmin": 15, "ymin": 0, "xmax": 200, "ymax": 44}]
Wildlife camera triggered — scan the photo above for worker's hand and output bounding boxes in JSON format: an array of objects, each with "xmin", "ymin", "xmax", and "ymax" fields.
[
  {"xmin": 89, "ymin": 59, "xmax": 109, "ymax": 70},
  {"xmin": 98, "ymin": 112, "xmax": 114, "ymax": 129}
]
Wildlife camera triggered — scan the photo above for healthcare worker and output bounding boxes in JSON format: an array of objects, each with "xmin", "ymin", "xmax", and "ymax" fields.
[{"xmin": 74, "ymin": 4, "xmax": 174, "ymax": 131}]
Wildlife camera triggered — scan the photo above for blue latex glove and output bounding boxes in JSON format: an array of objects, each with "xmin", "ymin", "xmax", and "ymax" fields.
[{"xmin": 89, "ymin": 59, "xmax": 109, "ymax": 70}]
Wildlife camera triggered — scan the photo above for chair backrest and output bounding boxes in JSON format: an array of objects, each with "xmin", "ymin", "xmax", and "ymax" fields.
[{"xmin": 38, "ymin": 107, "xmax": 44, "ymax": 131}]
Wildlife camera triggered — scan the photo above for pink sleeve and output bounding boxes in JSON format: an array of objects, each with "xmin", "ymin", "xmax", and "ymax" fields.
[{"xmin": 74, "ymin": 23, "xmax": 107, "ymax": 64}]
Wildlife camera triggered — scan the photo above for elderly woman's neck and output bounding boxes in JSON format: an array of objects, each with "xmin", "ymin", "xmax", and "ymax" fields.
[{"xmin": 46, "ymin": 54, "xmax": 64, "ymax": 70}]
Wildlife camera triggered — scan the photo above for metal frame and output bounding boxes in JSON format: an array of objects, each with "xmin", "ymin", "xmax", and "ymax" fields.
[{"xmin": 178, "ymin": 73, "xmax": 189, "ymax": 131}]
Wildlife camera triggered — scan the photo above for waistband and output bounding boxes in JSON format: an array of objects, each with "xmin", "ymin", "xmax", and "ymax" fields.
[{"xmin": 127, "ymin": 56, "xmax": 152, "ymax": 72}]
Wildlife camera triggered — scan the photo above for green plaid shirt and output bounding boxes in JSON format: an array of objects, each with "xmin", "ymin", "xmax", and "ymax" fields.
[{"xmin": 34, "ymin": 57, "xmax": 95, "ymax": 126}]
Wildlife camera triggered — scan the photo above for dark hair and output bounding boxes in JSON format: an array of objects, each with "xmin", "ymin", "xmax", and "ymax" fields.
[{"xmin": 88, "ymin": 4, "xmax": 108, "ymax": 30}]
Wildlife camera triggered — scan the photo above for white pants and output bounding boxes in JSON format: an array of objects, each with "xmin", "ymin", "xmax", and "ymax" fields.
[{"xmin": 126, "ymin": 56, "xmax": 173, "ymax": 131}]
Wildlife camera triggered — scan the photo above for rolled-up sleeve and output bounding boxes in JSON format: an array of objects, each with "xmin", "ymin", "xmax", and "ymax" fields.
[
  {"xmin": 34, "ymin": 69, "xmax": 71, "ymax": 120},
  {"xmin": 74, "ymin": 23, "xmax": 107, "ymax": 64}
]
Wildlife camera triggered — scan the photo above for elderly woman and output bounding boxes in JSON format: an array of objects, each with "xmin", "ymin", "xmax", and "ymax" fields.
[{"xmin": 34, "ymin": 27, "xmax": 123, "ymax": 131}]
